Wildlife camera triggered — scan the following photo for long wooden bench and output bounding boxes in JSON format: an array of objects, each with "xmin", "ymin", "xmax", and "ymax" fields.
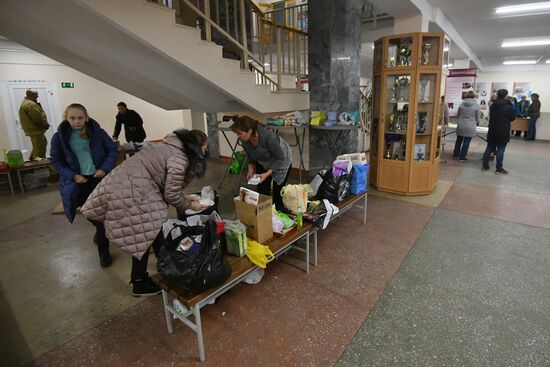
[
  {"xmin": 152, "ymin": 191, "xmax": 367, "ymax": 362},
  {"xmin": 152, "ymin": 222, "xmax": 316, "ymax": 362}
]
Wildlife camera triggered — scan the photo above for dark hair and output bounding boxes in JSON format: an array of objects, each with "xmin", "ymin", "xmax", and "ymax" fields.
[
  {"xmin": 173, "ymin": 129, "xmax": 208, "ymax": 182},
  {"xmin": 231, "ymin": 116, "xmax": 260, "ymax": 136},
  {"xmin": 465, "ymin": 91, "xmax": 475, "ymax": 99},
  {"xmin": 117, "ymin": 102, "xmax": 127, "ymax": 108},
  {"xmin": 497, "ymin": 89, "xmax": 508, "ymax": 99},
  {"xmin": 531, "ymin": 93, "xmax": 539, "ymax": 99}
]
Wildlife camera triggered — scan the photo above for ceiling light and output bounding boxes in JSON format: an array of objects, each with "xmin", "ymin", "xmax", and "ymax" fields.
[
  {"xmin": 502, "ymin": 60, "xmax": 537, "ymax": 65},
  {"xmin": 442, "ymin": 63, "xmax": 453, "ymax": 68},
  {"xmin": 443, "ymin": 47, "xmax": 449, "ymax": 52},
  {"xmin": 502, "ymin": 37, "xmax": 550, "ymax": 47},
  {"xmin": 263, "ymin": 63, "xmax": 270, "ymax": 66},
  {"xmin": 496, "ymin": 2, "xmax": 550, "ymax": 14},
  {"xmin": 337, "ymin": 56, "xmax": 351, "ymax": 60},
  {"xmin": 546, "ymin": 60, "xmax": 550, "ymax": 63}
]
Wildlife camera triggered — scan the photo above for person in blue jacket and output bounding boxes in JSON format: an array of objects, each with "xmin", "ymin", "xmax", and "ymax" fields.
[
  {"xmin": 50, "ymin": 103, "xmax": 118, "ymax": 267},
  {"xmin": 513, "ymin": 95, "xmax": 530, "ymax": 137}
]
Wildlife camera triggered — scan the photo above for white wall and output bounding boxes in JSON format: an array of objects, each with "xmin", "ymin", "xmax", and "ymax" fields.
[
  {"xmin": 0, "ymin": 50, "xmax": 191, "ymax": 153},
  {"xmin": 477, "ymin": 70, "xmax": 550, "ymax": 141}
]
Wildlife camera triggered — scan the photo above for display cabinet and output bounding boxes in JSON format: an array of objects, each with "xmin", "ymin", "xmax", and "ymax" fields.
[{"xmin": 370, "ymin": 32, "xmax": 444, "ymax": 195}]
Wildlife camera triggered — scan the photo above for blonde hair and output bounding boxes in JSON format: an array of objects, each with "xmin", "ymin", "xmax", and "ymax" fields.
[{"xmin": 64, "ymin": 103, "xmax": 89, "ymax": 139}]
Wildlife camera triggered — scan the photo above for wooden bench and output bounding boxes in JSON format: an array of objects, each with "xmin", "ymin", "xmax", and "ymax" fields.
[
  {"xmin": 152, "ymin": 222, "xmax": 317, "ymax": 362},
  {"xmin": 151, "ymin": 191, "xmax": 368, "ymax": 362},
  {"xmin": 10, "ymin": 159, "xmax": 54, "ymax": 194}
]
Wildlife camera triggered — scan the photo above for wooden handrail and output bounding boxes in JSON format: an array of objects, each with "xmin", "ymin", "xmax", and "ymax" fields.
[{"xmin": 261, "ymin": 18, "xmax": 308, "ymax": 35}]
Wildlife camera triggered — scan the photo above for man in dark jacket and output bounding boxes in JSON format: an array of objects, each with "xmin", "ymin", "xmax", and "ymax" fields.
[
  {"xmin": 113, "ymin": 102, "xmax": 146, "ymax": 143},
  {"xmin": 482, "ymin": 89, "xmax": 516, "ymax": 174},
  {"xmin": 526, "ymin": 93, "xmax": 541, "ymax": 141}
]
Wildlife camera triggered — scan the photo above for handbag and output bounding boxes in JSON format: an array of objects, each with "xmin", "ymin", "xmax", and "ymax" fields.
[{"xmin": 157, "ymin": 213, "xmax": 232, "ymax": 294}]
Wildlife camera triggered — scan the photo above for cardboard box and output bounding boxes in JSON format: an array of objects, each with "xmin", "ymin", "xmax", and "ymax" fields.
[{"xmin": 234, "ymin": 193, "xmax": 273, "ymax": 243}]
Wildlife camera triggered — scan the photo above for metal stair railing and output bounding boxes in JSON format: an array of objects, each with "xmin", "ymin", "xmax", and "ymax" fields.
[{"xmin": 151, "ymin": 0, "xmax": 308, "ymax": 92}]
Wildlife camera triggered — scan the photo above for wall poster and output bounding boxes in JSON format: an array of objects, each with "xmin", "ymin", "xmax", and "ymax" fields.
[
  {"xmin": 475, "ymin": 82, "xmax": 490, "ymax": 111},
  {"xmin": 491, "ymin": 82, "xmax": 513, "ymax": 97},
  {"xmin": 445, "ymin": 68, "xmax": 477, "ymax": 117},
  {"xmin": 512, "ymin": 82, "xmax": 533, "ymax": 99}
]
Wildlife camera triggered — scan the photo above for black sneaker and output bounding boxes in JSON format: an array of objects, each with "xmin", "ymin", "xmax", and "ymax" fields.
[
  {"xmin": 495, "ymin": 169, "xmax": 509, "ymax": 175},
  {"xmin": 131, "ymin": 277, "xmax": 161, "ymax": 297},
  {"xmin": 99, "ymin": 251, "xmax": 112, "ymax": 268},
  {"xmin": 482, "ymin": 166, "xmax": 490, "ymax": 171}
]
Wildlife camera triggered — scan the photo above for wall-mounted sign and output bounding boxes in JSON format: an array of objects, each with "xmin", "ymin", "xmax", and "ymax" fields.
[
  {"xmin": 61, "ymin": 82, "xmax": 74, "ymax": 88},
  {"xmin": 445, "ymin": 68, "xmax": 478, "ymax": 117}
]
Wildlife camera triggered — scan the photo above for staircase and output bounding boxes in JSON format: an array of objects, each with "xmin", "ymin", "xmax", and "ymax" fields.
[{"xmin": 0, "ymin": 0, "xmax": 308, "ymax": 113}]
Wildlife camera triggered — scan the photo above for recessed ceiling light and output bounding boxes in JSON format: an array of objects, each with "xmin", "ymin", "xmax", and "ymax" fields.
[
  {"xmin": 502, "ymin": 60, "xmax": 538, "ymax": 65},
  {"xmin": 546, "ymin": 60, "xmax": 550, "ymax": 63},
  {"xmin": 442, "ymin": 63, "xmax": 453, "ymax": 68},
  {"xmin": 502, "ymin": 37, "xmax": 550, "ymax": 47},
  {"xmin": 444, "ymin": 47, "xmax": 449, "ymax": 52},
  {"xmin": 496, "ymin": 2, "xmax": 550, "ymax": 14}
]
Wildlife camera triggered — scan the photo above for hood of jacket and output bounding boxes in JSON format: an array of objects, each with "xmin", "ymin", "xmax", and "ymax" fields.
[
  {"xmin": 461, "ymin": 98, "xmax": 477, "ymax": 107},
  {"xmin": 163, "ymin": 133, "xmax": 185, "ymax": 150}
]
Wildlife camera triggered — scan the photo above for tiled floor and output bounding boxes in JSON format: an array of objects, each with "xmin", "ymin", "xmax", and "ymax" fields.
[{"xmin": 1, "ymin": 136, "xmax": 549, "ymax": 366}]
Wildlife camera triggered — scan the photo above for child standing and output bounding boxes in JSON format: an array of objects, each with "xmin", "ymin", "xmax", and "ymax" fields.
[{"xmin": 50, "ymin": 103, "xmax": 118, "ymax": 267}]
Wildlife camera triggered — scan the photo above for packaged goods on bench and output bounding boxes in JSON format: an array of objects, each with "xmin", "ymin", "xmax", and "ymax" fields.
[
  {"xmin": 234, "ymin": 187, "xmax": 273, "ymax": 243},
  {"xmin": 351, "ymin": 163, "xmax": 369, "ymax": 195},
  {"xmin": 336, "ymin": 152, "xmax": 368, "ymax": 165},
  {"xmin": 281, "ymin": 184, "xmax": 311, "ymax": 214},
  {"xmin": 223, "ymin": 220, "xmax": 247, "ymax": 257}
]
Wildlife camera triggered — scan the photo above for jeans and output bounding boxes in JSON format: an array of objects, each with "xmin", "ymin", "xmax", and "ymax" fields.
[
  {"xmin": 453, "ymin": 136, "xmax": 472, "ymax": 159},
  {"xmin": 256, "ymin": 163, "xmax": 291, "ymax": 211},
  {"xmin": 527, "ymin": 116, "xmax": 538, "ymax": 140},
  {"xmin": 483, "ymin": 142, "xmax": 507, "ymax": 171}
]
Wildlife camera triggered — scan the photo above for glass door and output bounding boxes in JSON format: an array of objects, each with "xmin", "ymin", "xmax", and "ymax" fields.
[
  {"xmin": 384, "ymin": 73, "xmax": 411, "ymax": 161},
  {"xmin": 413, "ymin": 73, "xmax": 437, "ymax": 162}
]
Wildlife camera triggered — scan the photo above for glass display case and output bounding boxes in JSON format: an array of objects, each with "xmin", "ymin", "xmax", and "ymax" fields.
[{"xmin": 370, "ymin": 32, "xmax": 444, "ymax": 195}]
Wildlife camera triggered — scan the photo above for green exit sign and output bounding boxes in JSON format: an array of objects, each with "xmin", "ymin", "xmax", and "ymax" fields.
[{"xmin": 61, "ymin": 82, "xmax": 74, "ymax": 88}]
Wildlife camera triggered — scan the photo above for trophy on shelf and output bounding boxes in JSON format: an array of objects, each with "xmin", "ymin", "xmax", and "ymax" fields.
[
  {"xmin": 388, "ymin": 56, "xmax": 396, "ymax": 67},
  {"xmin": 419, "ymin": 78, "xmax": 430, "ymax": 102},
  {"xmin": 423, "ymin": 43, "xmax": 431, "ymax": 65},
  {"xmin": 398, "ymin": 140, "xmax": 406, "ymax": 160},
  {"xmin": 398, "ymin": 40, "xmax": 412, "ymax": 66},
  {"xmin": 385, "ymin": 142, "xmax": 392, "ymax": 159},
  {"xmin": 390, "ymin": 83, "xmax": 397, "ymax": 102},
  {"xmin": 417, "ymin": 112, "xmax": 428, "ymax": 133},
  {"xmin": 396, "ymin": 76, "xmax": 410, "ymax": 102},
  {"xmin": 401, "ymin": 104, "xmax": 409, "ymax": 132}
]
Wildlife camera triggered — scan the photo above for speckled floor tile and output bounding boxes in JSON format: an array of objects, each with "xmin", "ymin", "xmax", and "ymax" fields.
[
  {"xmin": 34, "ymin": 261, "xmax": 366, "ymax": 367},
  {"xmin": 336, "ymin": 209, "xmax": 550, "ymax": 367},
  {"xmin": 441, "ymin": 182, "xmax": 550, "ymax": 229}
]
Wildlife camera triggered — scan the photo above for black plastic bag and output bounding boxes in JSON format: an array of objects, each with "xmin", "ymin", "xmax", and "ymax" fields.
[
  {"xmin": 157, "ymin": 216, "xmax": 231, "ymax": 294},
  {"xmin": 315, "ymin": 169, "xmax": 352, "ymax": 204}
]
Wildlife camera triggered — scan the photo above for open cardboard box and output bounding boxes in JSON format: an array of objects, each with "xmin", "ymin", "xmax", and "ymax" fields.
[{"xmin": 234, "ymin": 193, "xmax": 273, "ymax": 243}]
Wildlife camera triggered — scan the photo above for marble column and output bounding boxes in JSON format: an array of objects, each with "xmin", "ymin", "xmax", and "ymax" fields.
[
  {"xmin": 308, "ymin": 0, "xmax": 363, "ymax": 175},
  {"xmin": 206, "ymin": 112, "xmax": 220, "ymax": 159}
]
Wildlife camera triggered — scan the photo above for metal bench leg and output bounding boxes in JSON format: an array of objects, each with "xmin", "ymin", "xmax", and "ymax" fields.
[
  {"xmin": 364, "ymin": 194, "xmax": 367, "ymax": 225},
  {"xmin": 305, "ymin": 232, "xmax": 310, "ymax": 274},
  {"xmin": 193, "ymin": 304, "xmax": 206, "ymax": 362},
  {"xmin": 17, "ymin": 170, "xmax": 24, "ymax": 194},
  {"xmin": 314, "ymin": 229, "xmax": 318, "ymax": 267},
  {"xmin": 162, "ymin": 290, "xmax": 174, "ymax": 334}
]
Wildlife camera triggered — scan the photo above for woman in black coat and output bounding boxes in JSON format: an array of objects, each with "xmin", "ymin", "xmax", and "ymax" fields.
[{"xmin": 482, "ymin": 89, "xmax": 516, "ymax": 174}]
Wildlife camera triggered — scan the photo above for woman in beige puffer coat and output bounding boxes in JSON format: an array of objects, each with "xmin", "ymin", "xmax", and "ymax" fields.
[{"xmin": 81, "ymin": 129, "xmax": 209, "ymax": 296}]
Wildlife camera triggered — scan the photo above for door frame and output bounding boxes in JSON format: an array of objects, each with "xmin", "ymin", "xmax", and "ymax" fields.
[{"xmin": 0, "ymin": 80, "xmax": 62, "ymax": 155}]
